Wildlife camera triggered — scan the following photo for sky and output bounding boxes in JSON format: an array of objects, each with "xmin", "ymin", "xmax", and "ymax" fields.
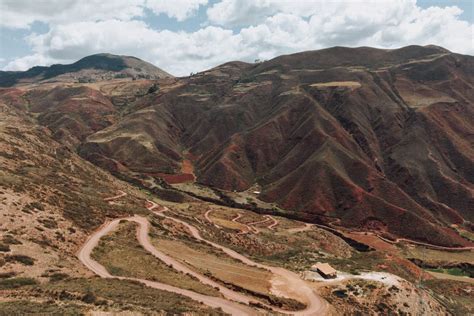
[{"xmin": 0, "ymin": 0, "xmax": 473, "ymax": 76}]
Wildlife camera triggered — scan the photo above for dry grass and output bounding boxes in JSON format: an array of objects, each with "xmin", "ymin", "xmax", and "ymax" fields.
[
  {"xmin": 400, "ymin": 245, "xmax": 474, "ymax": 263},
  {"xmin": 38, "ymin": 278, "xmax": 220, "ymax": 314},
  {"xmin": 310, "ymin": 81, "xmax": 361, "ymax": 88},
  {"xmin": 91, "ymin": 221, "xmax": 220, "ymax": 297},
  {"xmin": 149, "ymin": 234, "xmax": 273, "ymax": 295}
]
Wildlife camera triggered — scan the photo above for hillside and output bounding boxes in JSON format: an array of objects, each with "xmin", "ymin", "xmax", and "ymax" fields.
[
  {"xmin": 74, "ymin": 45, "xmax": 474, "ymax": 247},
  {"xmin": 0, "ymin": 47, "xmax": 473, "ymax": 315},
  {"xmin": 0, "ymin": 53, "xmax": 172, "ymax": 87}
]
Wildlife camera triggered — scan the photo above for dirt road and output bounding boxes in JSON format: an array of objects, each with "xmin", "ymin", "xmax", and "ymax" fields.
[
  {"xmin": 204, "ymin": 209, "xmax": 221, "ymax": 229},
  {"xmin": 266, "ymin": 215, "xmax": 278, "ymax": 230},
  {"xmin": 232, "ymin": 213, "xmax": 257, "ymax": 234},
  {"xmin": 103, "ymin": 190, "xmax": 127, "ymax": 202},
  {"xmin": 151, "ymin": 201, "xmax": 329, "ymax": 315},
  {"xmin": 77, "ymin": 218, "xmax": 256, "ymax": 315},
  {"xmin": 79, "ymin": 194, "xmax": 328, "ymax": 315},
  {"xmin": 376, "ymin": 235, "xmax": 474, "ymax": 251}
]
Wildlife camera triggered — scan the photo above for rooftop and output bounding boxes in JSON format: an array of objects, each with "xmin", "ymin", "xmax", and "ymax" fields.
[{"xmin": 312, "ymin": 262, "xmax": 337, "ymax": 275}]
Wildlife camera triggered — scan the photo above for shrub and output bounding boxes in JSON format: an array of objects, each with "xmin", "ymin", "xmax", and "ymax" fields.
[
  {"xmin": 49, "ymin": 273, "xmax": 69, "ymax": 282},
  {"xmin": 332, "ymin": 289, "xmax": 348, "ymax": 298},
  {"xmin": 0, "ymin": 277, "xmax": 37, "ymax": 289},
  {"xmin": 147, "ymin": 83, "xmax": 159, "ymax": 94},
  {"xmin": 0, "ymin": 243, "xmax": 10, "ymax": 252},
  {"xmin": 0, "ymin": 272, "xmax": 16, "ymax": 279},
  {"xmin": 2, "ymin": 235, "xmax": 22, "ymax": 245},
  {"xmin": 39, "ymin": 218, "xmax": 58, "ymax": 229},
  {"xmin": 81, "ymin": 291, "xmax": 97, "ymax": 304},
  {"xmin": 5, "ymin": 255, "xmax": 35, "ymax": 266}
]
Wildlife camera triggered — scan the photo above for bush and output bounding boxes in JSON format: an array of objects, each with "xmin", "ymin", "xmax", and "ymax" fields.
[
  {"xmin": 0, "ymin": 277, "xmax": 37, "ymax": 289},
  {"xmin": 39, "ymin": 218, "xmax": 58, "ymax": 229},
  {"xmin": 0, "ymin": 272, "xmax": 16, "ymax": 279},
  {"xmin": 5, "ymin": 255, "xmax": 35, "ymax": 266},
  {"xmin": 147, "ymin": 83, "xmax": 159, "ymax": 94},
  {"xmin": 2, "ymin": 235, "xmax": 22, "ymax": 245},
  {"xmin": 81, "ymin": 291, "xmax": 97, "ymax": 304},
  {"xmin": 0, "ymin": 243, "xmax": 10, "ymax": 252},
  {"xmin": 49, "ymin": 273, "xmax": 69, "ymax": 282}
]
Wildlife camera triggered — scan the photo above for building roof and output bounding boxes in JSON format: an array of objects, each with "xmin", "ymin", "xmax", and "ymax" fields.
[{"xmin": 312, "ymin": 262, "xmax": 337, "ymax": 275}]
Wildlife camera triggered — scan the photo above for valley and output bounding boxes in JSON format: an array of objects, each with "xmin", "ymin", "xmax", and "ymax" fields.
[{"xmin": 0, "ymin": 46, "xmax": 473, "ymax": 315}]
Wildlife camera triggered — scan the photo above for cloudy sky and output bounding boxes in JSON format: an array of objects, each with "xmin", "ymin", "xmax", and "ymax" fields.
[{"xmin": 0, "ymin": 0, "xmax": 472, "ymax": 76}]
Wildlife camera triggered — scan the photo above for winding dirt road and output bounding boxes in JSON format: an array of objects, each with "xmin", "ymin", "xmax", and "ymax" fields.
[
  {"xmin": 77, "ymin": 217, "xmax": 256, "ymax": 315},
  {"xmin": 376, "ymin": 234, "xmax": 474, "ymax": 251},
  {"xmin": 266, "ymin": 215, "xmax": 278, "ymax": 230},
  {"xmin": 78, "ymin": 193, "xmax": 328, "ymax": 315},
  {"xmin": 150, "ymin": 200, "xmax": 328, "ymax": 315},
  {"xmin": 232, "ymin": 213, "xmax": 258, "ymax": 234},
  {"xmin": 103, "ymin": 190, "xmax": 127, "ymax": 202},
  {"xmin": 204, "ymin": 209, "xmax": 221, "ymax": 229}
]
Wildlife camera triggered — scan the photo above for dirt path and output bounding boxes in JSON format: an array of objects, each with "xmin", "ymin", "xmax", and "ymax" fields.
[
  {"xmin": 312, "ymin": 220, "xmax": 474, "ymax": 251},
  {"xmin": 376, "ymin": 234, "xmax": 474, "ymax": 251},
  {"xmin": 79, "ymin": 192, "xmax": 256, "ymax": 315},
  {"xmin": 266, "ymin": 216, "xmax": 278, "ymax": 230},
  {"xmin": 77, "ymin": 218, "xmax": 256, "ymax": 315},
  {"xmin": 79, "ymin": 193, "xmax": 328, "ymax": 315},
  {"xmin": 204, "ymin": 209, "xmax": 221, "ymax": 229},
  {"xmin": 231, "ymin": 213, "xmax": 243, "ymax": 223},
  {"xmin": 232, "ymin": 213, "xmax": 258, "ymax": 234},
  {"xmin": 103, "ymin": 190, "xmax": 127, "ymax": 202},
  {"xmin": 131, "ymin": 215, "xmax": 262, "ymax": 305},
  {"xmin": 246, "ymin": 217, "xmax": 271, "ymax": 234},
  {"xmin": 151, "ymin": 201, "xmax": 329, "ymax": 315}
]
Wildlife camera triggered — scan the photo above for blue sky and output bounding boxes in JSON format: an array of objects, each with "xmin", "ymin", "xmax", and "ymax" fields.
[{"xmin": 0, "ymin": 0, "xmax": 472, "ymax": 76}]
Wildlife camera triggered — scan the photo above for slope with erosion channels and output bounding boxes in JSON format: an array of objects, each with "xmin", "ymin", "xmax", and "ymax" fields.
[
  {"xmin": 78, "ymin": 46, "xmax": 474, "ymax": 247},
  {"xmin": 4, "ymin": 46, "xmax": 473, "ymax": 248},
  {"xmin": 0, "ymin": 93, "xmax": 231, "ymax": 314}
]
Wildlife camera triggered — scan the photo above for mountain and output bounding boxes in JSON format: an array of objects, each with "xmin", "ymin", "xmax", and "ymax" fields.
[
  {"xmin": 77, "ymin": 45, "xmax": 473, "ymax": 247},
  {"xmin": 2, "ymin": 46, "xmax": 473, "ymax": 248},
  {"xmin": 0, "ymin": 53, "xmax": 172, "ymax": 87},
  {"xmin": 1, "ymin": 47, "xmax": 473, "ymax": 315}
]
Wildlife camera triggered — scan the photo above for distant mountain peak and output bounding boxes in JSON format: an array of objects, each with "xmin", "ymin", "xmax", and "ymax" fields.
[{"xmin": 0, "ymin": 53, "xmax": 172, "ymax": 87}]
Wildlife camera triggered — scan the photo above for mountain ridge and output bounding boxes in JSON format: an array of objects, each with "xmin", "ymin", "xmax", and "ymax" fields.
[
  {"xmin": 1, "ymin": 45, "xmax": 473, "ymax": 248},
  {"xmin": 0, "ymin": 53, "xmax": 172, "ymax": 87}
]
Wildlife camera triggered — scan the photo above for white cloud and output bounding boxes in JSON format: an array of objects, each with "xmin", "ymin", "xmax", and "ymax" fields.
[
  {"xmin": 3, "ymin": 54, "xmax": 60, "ymax": 71},
  {"xmin": 0, "ymin": 0, "xmax": 145, "ymax": 28},
  {"xmin": 0, "ymin": 0, "xmax": 206, "ymax": 28},
  {"xmin": 209, "ymin": 0, "xmax": 473, "ymax": 54},
  {"xmin": 2, "ymin": 0, "xmax": 473, "ymax": 75},
  {"xmin": 4, "ymin": 20, "xmax": 243, "ymax": 76},
  {"xmin": 145, "ymin": 0, "xmax": 208, "ymax": 21}
]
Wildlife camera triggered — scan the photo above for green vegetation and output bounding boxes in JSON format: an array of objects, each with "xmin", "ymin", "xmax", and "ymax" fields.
[
  {"xmin": 92, "ymin": 221, "xmax": 220, "ymax": 296},
  {"xmin": 426, "ymin": 267, "xmax": 471, "ymax": 277},
  {"xmin": 0, "ymin": 277, "xmax": 37, "ymax": 289},
  {"xmin": 0, "ymin": 301, "xmax": 82, "ymax": 315},
  {"xmin": 2, "ymin": 234, "xmax": 22, "ymax": 245},
  {"xmin": 453, "ymin": 225, "xmax": 474, "ymax": 242},
  {"xmin": 48, "ymin": 272, "xmax": 70, "ymax": 282},
  {"xmin": 5, "ymin": 254, "xmax": 35, "ymax": 266},
  {"xmin": 147, "ymin": 83, "xmax": 159, "ymax": 94},
  {"xmin": 0, "ymin": 243, "xmax": 10, "ymax": 252}
]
